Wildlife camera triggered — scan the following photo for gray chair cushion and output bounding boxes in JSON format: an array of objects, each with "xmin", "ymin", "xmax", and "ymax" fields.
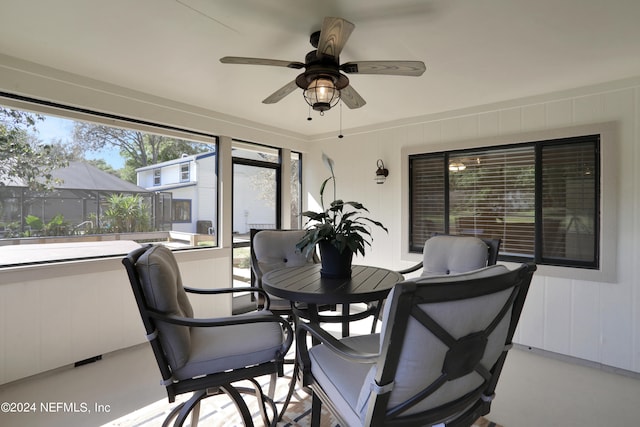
[
  {"xmin": 309, "ymin": 334, "xmax": 380, "ymax": 427},
  {"xmin": 136, "ymin": 245, "xmax": 193, "ymax": 371},
  {"xmin": 174, "ymin": 313, "xmax": 285, "ymax": 380},
  {"xmin": 421, "ymin": 235, "xmax": 489, "ymax": 276},
  {"xmin": 253, "ymin": 230, "xmax": 313, "ymax": 273}
]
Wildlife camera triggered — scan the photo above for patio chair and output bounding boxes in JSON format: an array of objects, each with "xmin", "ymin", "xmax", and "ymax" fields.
[
  {"xmin": 399, "ymin": 234, "xmax": 501, "ymax": 277},
  {"xmin": 297, "ymin": 262, "xmax": 536, "ymax": 426},
  {"xmin": 250, "ymin": 228, "xmax": 320, "ymax": 316},
  {"xmin": 368, "ymin": 234, "xmax": 502, "ymax": 333},
  {"xmin": 122, "ymin": 244, "xmax": 293, "ymax": 427}
]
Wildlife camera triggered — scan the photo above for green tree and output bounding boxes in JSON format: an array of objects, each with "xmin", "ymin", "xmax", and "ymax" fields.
[
  {"xmin": 0, "ymin": 108, "xmax": 70, "ymax": 190},
  {"xmin": 102, "ymin": 194, "xmax": 151, "ymax": 232},
  {"xmin": 72, "ymin": 123, "xmax": 211, "ymax": 183}
]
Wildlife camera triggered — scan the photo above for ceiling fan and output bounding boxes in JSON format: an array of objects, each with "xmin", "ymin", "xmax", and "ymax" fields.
[{"xmin": 220, "ymin": 17, "xmax": 426, "ymax": 113}]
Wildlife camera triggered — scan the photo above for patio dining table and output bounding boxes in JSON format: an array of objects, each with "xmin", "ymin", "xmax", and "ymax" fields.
[{"xmin": 261, "ymin": 263, "xmax": 403, "ymax": 337}]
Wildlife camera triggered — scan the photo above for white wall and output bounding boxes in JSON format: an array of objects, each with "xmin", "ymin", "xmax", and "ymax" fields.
[
  {"xmin": 310, "ymin": 77, "xmax": 640, "ymax": 373},
  {"xmin": 0, "ymin": 247, "xmax": 232, "ymax": 385}
]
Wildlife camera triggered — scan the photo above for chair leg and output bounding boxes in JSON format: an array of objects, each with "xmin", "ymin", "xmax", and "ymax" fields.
[
  {"xmin": 267, "ymin": 372, "xmax": 277, "ymax": 399},
  {"xmin": 245, "ymin": 378, "xmax": 278, "ymax": 427},
  {"xmin": 189, "ymin": 401, "xmax": 201, "ymax": 427},
  {"xmin": 370, "ymin": 299, "xmax": 383, "ymax": 333},
  {"xmin": 168, "ymin": 385, "xmax": 259, "ymax": 427},
  {"xmin": 220, "ymin": 384, "xmax": 255, "ymax": 427},
  {"xmin": 370, "ymin": 315, "xmax": 379, "ymax": 334},
  {"xmin": 169, "ymin": 390, "xmax": 207, "ymax": 427},
  {"xmin": 311, "ymin": 391, "xmax": 322, "ymax": 427},
  {"xmin": 277, "ymin": 361, "xmax": 300, "ymax": 421},
  {"xmin": 162, "ymin": 401, "xmax": 185, "ymax": 427}
]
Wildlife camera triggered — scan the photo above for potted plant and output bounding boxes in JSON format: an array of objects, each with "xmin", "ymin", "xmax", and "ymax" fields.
[{"xmin": 296, "ymin": 154, "xmax": 387, "ymax": 278}]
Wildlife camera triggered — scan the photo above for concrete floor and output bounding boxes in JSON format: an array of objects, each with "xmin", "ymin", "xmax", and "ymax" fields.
[{"xmin": 1, "ymin": 318, "xmax": 639, "ymax": 427}]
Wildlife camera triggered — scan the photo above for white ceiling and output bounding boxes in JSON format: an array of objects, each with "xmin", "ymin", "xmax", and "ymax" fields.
[{"xmin": 1, "ymin": 0, "xmax": 639, "ymax": 137}]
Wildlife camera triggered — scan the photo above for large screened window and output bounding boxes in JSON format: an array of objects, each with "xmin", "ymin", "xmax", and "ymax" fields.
[
  {"xmin": 409, "ymin": 134, "xmax": 600, "ymax": 268},
  {"xmin": 0, "ymin": 97, "xmax": 218, "ymax": 267}
]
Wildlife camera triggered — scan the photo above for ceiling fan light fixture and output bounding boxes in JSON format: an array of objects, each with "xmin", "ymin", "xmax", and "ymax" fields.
[{"xmin": 303, "ymin": 76, "xmax": 340, "ymax": 112}]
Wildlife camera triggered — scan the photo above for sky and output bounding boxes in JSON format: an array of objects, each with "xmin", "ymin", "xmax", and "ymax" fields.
[{"xmin": 35, "ymin": 115, "xmax": 125, "ymax": 169}]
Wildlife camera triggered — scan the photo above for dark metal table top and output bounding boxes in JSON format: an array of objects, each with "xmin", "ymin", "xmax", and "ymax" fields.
[{"xmin": 262, "ymin": 264, "xmax": 403, "ymax": 305}]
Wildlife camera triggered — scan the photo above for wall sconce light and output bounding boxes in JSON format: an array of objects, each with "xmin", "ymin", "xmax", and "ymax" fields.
[{"xmin": 375, "ymin": 159, "xmax": 389, "ymax": 184}]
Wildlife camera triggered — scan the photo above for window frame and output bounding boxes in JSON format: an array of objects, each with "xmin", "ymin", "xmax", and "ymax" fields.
[
  {"xmin": 231, "ymin": 139, "xmax": 283, "ymax": 235},
  {"xmin": 172, "ymin": 199, "xmax": 192, "ymax": 223},
  {"xmin": 401, "ymin": 122, "xmax": 618, "ymax": 283},
  {"xmin": 180, "ymin": 162, "xmax": 190, "ymax": 182},
  {"xmin": 0, "ymin": 92, "xmax": 220, "ymax": 267}
]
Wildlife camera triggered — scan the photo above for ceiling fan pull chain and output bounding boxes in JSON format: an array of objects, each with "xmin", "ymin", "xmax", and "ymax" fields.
[{"xmin": 338, "ymin": 101, "xmax": 344, "ymax": 139}]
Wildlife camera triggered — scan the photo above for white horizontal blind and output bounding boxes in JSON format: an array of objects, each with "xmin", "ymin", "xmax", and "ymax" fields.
[
  {"xmin": 410, "ymin": 154, "xmax": 446, "ymax": 249},
  {"xmin": 541, "ymin": 139, "xmax": 598, "ymax": 264},
  {"xmin": 449, "ymin": 146, "xmax": 536, "ymax": 256}
]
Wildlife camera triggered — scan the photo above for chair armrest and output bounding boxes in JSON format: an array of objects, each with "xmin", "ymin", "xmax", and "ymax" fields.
[
  {"xmin": 296, "ymin": 321, "xmax": 378, "ymax": 385},
  {"xmin": 183, "ymin": 286, "xmax": 272, "ymax": 310},
  {"xmin": 148, "ymin": 309, "xmax": 286, "ymax": 328},
  {"xmin": 148, "ymin": 310, "xmax": 293, "ymax": 355},
  {"xmin": 397, "ymin": 261, "xmax": 423, "ymax": 275},
  {"xmin": 299, "ymin": 322, "xmax": 379, "ymax": 362}
]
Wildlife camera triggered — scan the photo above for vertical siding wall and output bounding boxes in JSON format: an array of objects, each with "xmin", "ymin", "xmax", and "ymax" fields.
[
  {"xmin": 314, "ymin": 78, "xmax": 640, "ymax": 373},
  {"xmin": 0, "ymin": 248, "xmax": 232, "ymax": 385}
]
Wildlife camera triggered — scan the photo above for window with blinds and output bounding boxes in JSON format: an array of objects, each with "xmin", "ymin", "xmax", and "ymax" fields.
[
  {"xmin": 409, "ymin": 154, "xmax": 446, "ymax": 250},
  {"xmin": 409, "ymin": 135, "xmax": 600, "ymax": 268}
]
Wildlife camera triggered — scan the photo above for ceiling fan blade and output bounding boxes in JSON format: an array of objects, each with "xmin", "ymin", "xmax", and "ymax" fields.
[
  {"xmin": 317, "ymin": 17, "xmax": 355, "ymax": 59},
  {"xmin": 220, "ymin": 56, "xmax": 305, "ymax": 69},
  {"xmin": 340, "ymin": 85, "xmax": 366, "ymax": 109},
  {"xmin": 262, "ymin": 80, "xmax": 299, "ymax": 104},
  {"xmin": 341, "ymin": 60, "xmax": 426, "ymax": 76}
]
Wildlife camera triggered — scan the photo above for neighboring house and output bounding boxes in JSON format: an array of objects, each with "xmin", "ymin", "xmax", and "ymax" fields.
[
  {"xmin": 136, "ymin": 152, "xmax": 217, "ymax": 235},
  {"xmin": 136, "ymin": 149, "xmax": 277, "ymax": 235},
  {"xmin": 0, "ymin": 161, "xmax": 154, "ymax": 236}
]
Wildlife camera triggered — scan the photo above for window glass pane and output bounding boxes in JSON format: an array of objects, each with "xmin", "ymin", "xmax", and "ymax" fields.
[
  {"xmin": 172, "ymin": 199, "xmax": 192, "ymax": 223},
  {"xmin": 232, "ymin": 142, "xmax": 280, "ymax": 293},
  {"xmin": 410, "ymin": 154, "xmax": 446, "ymax": 250},
  {"xmin": 291, "ymin": 151, "xmax": 302, "ymax": 229},
  {"xmin": 232, "ymin": 141, "xmax": 279, "ymax": 163},
  {"xmin": 542, "ymin": 138, "xmax": 598, "ymax": 263},
  {"xmin": 233, "ymin": 164, "xmax": 277, "ymax": 234},
  {"xmin": 0, "ymin": 103, "xmax": 218, "ymax": 266},
  {"xmin": 449, "ymin": 146, "xmax": 535, "ymax": 256},
  {"xmin": 180, "ymin": 163, "xmax": 190, "ymax": 182}
]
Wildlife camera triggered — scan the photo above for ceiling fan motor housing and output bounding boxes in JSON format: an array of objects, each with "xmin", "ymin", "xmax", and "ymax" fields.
[{"xmin": 296, "ymin": 50, "xmax": 350, "ymax": 90}]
